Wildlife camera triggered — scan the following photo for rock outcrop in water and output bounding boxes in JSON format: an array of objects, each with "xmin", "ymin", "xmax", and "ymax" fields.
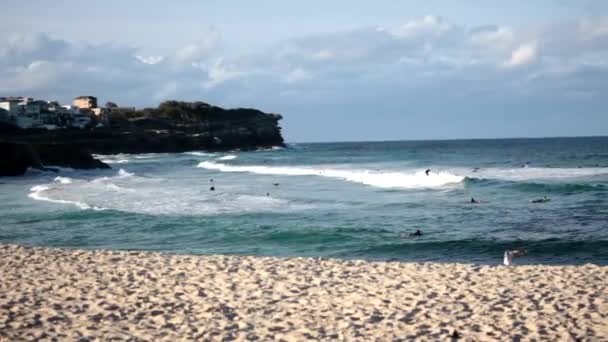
[
  {"xmin": 0, "ymin": 100, "xmax": 285, "ymax": 176},
  {"xmin": 0, "ymin": 141, "xmax": 110, "ymax": 176}
]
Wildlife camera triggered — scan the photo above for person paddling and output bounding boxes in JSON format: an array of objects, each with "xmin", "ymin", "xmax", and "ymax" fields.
[{"xmin": 409, "ymin": 229, "xmax": 423, "ymax": 237}]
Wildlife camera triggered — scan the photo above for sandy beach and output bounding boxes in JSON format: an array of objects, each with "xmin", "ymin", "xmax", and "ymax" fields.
[{"xmin": 0, "ymin": 244, "xmax": 606, "ymax": 341}]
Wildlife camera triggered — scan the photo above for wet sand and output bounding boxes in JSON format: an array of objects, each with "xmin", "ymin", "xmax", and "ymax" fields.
[{"xmin": 0, "ymin": 244, "xmax": 606, "ymax": 341}]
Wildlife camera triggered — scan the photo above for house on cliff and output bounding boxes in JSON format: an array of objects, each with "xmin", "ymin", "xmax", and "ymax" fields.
[
  {"xmin": 73, "ymin": 95, "xmax": 109, "ymax": 125},
  {"xmin": 73, "ymin": 96, "xmax": 98, "ymax": 109},
  {"xmin": 0, "ymin": 97, "xmax": 45, "ymax": 128}
]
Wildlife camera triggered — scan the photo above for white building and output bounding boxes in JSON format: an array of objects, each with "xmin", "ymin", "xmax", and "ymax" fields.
[
  {"xmin": 0, "ymin": 97, "xmax": 99, "ymax": 129},
  {"xmin": 0, "ymin": 98, "xmax": 22, "ymax": 115}
]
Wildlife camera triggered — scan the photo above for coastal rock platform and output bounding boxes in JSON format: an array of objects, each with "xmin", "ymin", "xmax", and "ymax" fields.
[{"xmin": 0, "ymin": 244, "xmax": 606, "ymax": 341}]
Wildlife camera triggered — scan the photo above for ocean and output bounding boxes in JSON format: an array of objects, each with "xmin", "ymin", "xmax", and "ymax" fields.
[{"xmin": 1, "ymin": 137, "xmax": 607, "ymax": 265}]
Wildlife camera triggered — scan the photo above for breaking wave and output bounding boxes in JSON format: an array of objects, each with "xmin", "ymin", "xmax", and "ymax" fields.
[
  {"xmin": 28, "ymin": 185, "xmax": 105, "ymax": 211},
  {"xmin": 197, "ymin": 162, "xmax": 465, "ymax": 189},
  {"xmin": 184, "ymin": 151, "xmax": 213, "ymax": 157}
]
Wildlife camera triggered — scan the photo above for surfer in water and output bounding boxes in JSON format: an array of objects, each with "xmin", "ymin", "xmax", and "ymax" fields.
[
  {"xmin": 409, "ymin": 229, "xmax": 423, "ymax": 237},
  {"xmin": 470, "ymin": 197, "xmax": 479, "ymax": 204},
  {"xmin": 531, "ymin": 196, "xmax": 550, "ymax": 203},
  {"xmin": 425, "ymin": 169, "xmax": 431, "ymax": 176}
]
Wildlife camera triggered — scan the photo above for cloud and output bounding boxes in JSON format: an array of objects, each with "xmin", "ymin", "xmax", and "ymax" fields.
[
  {"xmin": 0, "ymin": 60, "xmax": 66, "ymax": 93},
  {"xmin": 1, "ymin": 15, "xmax": 608, "ymax": 120},
  {"xmin": 470, "ymin": 26, "xmax": 516, "ymax": 51},
  {"xmin": 283, "ymin": 68, "xmax": 312, "ymax": 83},
  {"xmin": 388, "ymin": 15, "xmax": 453, "ymax": 39},
  {"xmin": 503, "ymin": 43, "xmax": 538, "ymax": 67},
  {"xmin": 171, "ymin": 31, "xmax": 219, "ymax": 65},
  {"xmin": 311, "ymin": 49, "xmax": 334, "ymax": 61},
  {"xmin": 203, "ymin": 58, "xmax": 246, "ymax": 89},
  {"xmin": 135, "ymin": 55, "xmax": 165, "ymax": 65}
]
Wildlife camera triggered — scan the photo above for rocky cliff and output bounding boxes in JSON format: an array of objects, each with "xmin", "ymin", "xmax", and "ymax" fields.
[
  {"xmin": 0, "ymin": 142, "xmax": 110, "ymax": 177},
  {"xmin": 0, "ymin": 100, "xmax": 285, "ymax": 176}
]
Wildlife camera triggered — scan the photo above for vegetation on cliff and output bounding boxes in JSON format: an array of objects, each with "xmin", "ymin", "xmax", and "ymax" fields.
[{"xmin": 107, "ymin": 100, "xmax": 283, "ymax": 130}]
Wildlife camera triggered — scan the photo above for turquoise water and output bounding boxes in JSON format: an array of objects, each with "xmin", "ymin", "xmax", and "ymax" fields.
[{"xmin": 1, "ymin": 137, "xmax": 607, "ymax": 264}]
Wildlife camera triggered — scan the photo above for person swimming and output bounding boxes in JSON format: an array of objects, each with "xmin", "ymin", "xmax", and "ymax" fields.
[
  {"xmin": 425, "ymin": 169, "xmax": 431, "ymax": 176},
  {"xmin": 470, "ymin": 197, "xmax": 479, "ymax": 204},
  {"xmin": 531, "ymin": 196, "xmax": 550, "ymax": 203},
  {"xmin": 210, "ymin": 186, "xmax": 215, "ymax": 191}
]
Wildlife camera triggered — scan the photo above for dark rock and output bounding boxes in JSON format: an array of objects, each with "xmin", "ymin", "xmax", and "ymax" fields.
[
  {"xmin": 33, "ymin": 144, "xmax": 110, "ymax": 170},
  {"xmin": 0, "ymin": 142, "xmax": 42, "ymax": 176},
  {"xmin": 0, "ymin": 142, "xmax": 109, "ymax": 177}
]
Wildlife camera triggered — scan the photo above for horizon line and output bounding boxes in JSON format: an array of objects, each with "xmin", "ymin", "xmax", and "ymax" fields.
[{"xmin": 287, "ymin": 134, "xmax": 608, "ymax": 144}]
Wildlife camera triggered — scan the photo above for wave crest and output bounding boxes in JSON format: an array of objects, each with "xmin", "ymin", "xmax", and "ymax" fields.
[{"xmin": 197, "ymin": 162, "xmax": 464, "ymax": 189}]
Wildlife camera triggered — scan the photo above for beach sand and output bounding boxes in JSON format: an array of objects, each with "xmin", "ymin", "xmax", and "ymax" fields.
[{"xmin": 0, "ymin": 244, "xmax": 606, "ymax": 341}]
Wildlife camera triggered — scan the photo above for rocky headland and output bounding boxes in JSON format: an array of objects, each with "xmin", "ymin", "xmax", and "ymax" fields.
[{"xmin": 0, "ymin": 101, "xmax": 284, "ymax": 176}]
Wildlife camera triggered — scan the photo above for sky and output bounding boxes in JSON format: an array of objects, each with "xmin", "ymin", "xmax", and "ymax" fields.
[{"xmin": 1, "ymin": 1, "xmax": 607, "ymax": 142}]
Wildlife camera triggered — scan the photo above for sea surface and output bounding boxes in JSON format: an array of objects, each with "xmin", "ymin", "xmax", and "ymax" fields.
[{"xmin": 1, "ymin": 137, "xmax": 607, "ymax": 265}]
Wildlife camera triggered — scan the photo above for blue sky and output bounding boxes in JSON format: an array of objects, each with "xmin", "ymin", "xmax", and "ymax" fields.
[{"xmin": 1, "ymin": 1, "xmax": 607, "ymax": 141}]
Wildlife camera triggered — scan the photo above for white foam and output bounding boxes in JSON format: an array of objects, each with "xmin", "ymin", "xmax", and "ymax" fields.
[
  {"xmin": 101, "ymin": 159, "xmax": 129, "ymax": 164},
  {"xmin": 117, "ymin": 169, "xmax": 134, "ymax": 177},
  {"xmin": 54, "ymin": 176, "xmax": 72, "ymax": 184},
  {"xmin": 218, "ymin": 155, "xmax": 237, "ymax": 161},
  {"xmin": 255, "ymin": 146, "xmax": 285, "ymax": 152},
  {"xmin": 184, "ymin": 151, "xmax": 213, "ymax": 157},
  {"xmin": 28, "ymin": 184, "xmax": 105, "ymax": 211},
  {"xmin": 197, "ymin": 162, "xmax": 464, "ymax": 189},
  {"xmin": 470, "ymin": 167, "xmax": 608, "ymax": 181},
  {"xmin": 134, "ymin": 154, "xmax": 161, "ymax": 159},
  {"xmin": 27, "ymin": 170, "xmax": 301, "ymax": 216}
]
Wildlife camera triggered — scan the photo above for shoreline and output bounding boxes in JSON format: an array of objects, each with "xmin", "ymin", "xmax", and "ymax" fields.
[{"xmin": 1, "ymin": 244, "xmax": 607, "ymax": 340}]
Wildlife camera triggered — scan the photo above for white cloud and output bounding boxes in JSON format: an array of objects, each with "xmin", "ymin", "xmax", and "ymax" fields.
[
  {"xmin": 172, "ymin": 32, "xmax": 219, "ymax": 65},
  {"xmin": 203, "ymin": 58, "xmax": 245, "ymax": 89},
  {"xmin": 470, "ymin": 26, "xmax": 516, "ymax": 51},
  {"xmin": 136, "ymin": 55, "xmax": 165, "ymax": 65},
  {"xmin": 0, "ymin": 60, "xmax": 66, "ymax": 93},
  {"xmin": 503, "ymin": 43, "xmax": 538, "ymax": 67},
  {"xmin": 389, "ymin": 15, "xmax": 452, "ymax": 39},
  {"xmin": 311, "ymin": 49, "xmax": 334, "ymax": 61},
  {"xmin": 284, "ymin": 68, "xmax": 312, "ymax": 83}
]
